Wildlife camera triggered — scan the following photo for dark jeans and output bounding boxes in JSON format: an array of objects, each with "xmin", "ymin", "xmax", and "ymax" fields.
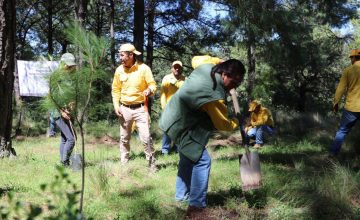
[{"xmin": 55, "ymin": 118, "xmax": 75, "ymax": 165}]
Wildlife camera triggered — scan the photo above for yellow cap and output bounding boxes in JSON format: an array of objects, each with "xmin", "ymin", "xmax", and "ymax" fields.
[
  {"xmin": 119, "ymin": 43, "xmax": 141, "ymax": 55},
  {"xmin": 172, "ymin": 60, "xmax": 182, "ymax": 67},
  {"xmin": 349, "ymin": 49, "xmax": 360, "ymax": 58},
  {"xmin": 248, "ymin": 100, "xmax": 261, "ymax": 112}
]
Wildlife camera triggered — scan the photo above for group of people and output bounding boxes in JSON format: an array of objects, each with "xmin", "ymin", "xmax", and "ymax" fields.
[{"xmin": 48, "ymin": 43, "xmax": 359, "ymax": 218}]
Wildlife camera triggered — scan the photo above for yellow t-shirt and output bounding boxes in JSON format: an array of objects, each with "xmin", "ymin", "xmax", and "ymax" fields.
[
  {"xmin": 112, "ymin": 61, "xmax": 157, "ymax": 110},
  {"xmin": 246, "ymin": 106, "xmax": 274, "ymax": 130},
  {"xmin": 334, "ymin": 61, "xmax": 360, "ymax": 112},
  {"xmin": 160, "ymin": 74, "xmax": 186, "ymax": 109}
]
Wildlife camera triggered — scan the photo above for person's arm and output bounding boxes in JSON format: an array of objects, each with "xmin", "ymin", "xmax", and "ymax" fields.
[
  {"xmin": 111, "ymin": 70, "xmax": 122, "ymax": 117},
  {"xmin": 143, "ymin": 66, "xmax": 157, "ymax": 96},
  {"xmin": 200, "ymin": 100, "xmax": 239, "ymax": 131},
  {"xmin": 251, "ymin": 109, "xmax": 269, "ymax": 127},
  {"xmin": 333, "ymin": 70, "xmax": 348, "ymax": 112},
  {"xmin": 160, "ymin": 77, "xmax": 168, "ymax": 109}
]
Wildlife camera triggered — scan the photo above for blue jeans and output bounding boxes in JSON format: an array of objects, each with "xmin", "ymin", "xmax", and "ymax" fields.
[
  {"xmin": 330, "ymin": 109, "xmax": 360, "ymax": 155},
  {"xmin": 162, "ymin": 133, "xmax": 177, "ymax": 154},
  {"xmin": 55, "ymin": 118, "xmax": 75, "ymax": 165},
  {"xmin": 247, "ymin": 125, "xmax": 274, "ymax": 145},
  {"xmin": 175, "ymin": 148, "xmax": 211, "ymax": 208}
]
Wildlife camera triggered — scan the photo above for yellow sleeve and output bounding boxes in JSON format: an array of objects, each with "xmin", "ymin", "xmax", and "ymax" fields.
[
  {"xmin": 251, "ymin": 110, "xmax": 268, "ymax": 126},
  {"xmin": 191, "ymin": 55, "xmax": 222, "ymax": 69},
  {"xmin": 334, "ymin": 70, "xmax": 348, "ymax": 106},
  {"xmin": 111, "ymin": 69, "xmax": 122, "ymax": 110},
  {"xmin": 144, "ymin": 66, "xmax": 157, "ymax": 93},
  {"xmin": 160, "ymin": 77, "xmax": 168, "ymax": 109},
  {"xmin": 200, "ymin": 100, "xmax": 239, "ymax": 131}
]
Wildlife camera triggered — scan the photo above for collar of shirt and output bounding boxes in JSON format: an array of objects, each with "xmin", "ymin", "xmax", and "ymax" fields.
[{"xmin": 122, "ymin": 61, "xmax": 140, "ymax": 73}]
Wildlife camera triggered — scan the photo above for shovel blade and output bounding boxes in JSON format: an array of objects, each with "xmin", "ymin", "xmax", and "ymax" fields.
[
  {"xmin": 240, "ymin": 151, "xmax": 262, "ymax": 191},
  {"xmin": 70, "ymin": 153, "xmax": 83, "ymax": 171}
]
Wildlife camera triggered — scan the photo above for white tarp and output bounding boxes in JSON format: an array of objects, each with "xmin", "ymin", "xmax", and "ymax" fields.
[{"xmin": 17, "ymin": 60, "xmax": 59, "ymax": 97}]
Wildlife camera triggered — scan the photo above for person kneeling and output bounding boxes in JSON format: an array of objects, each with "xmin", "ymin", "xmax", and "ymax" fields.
[{"xmin": 245, "ymin": 100, "xmax": 274, "ymax": 149}]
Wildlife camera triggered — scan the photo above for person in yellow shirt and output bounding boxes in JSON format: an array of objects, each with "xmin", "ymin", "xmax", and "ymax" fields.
[
  {"xmin": 244, "ymin": 100, "xmax": 274, "ymax": 149},
  {"xmin": 111, "ymin": 43, "xmax": 157, "ymax": 167},
  {"xmin": 330, "ymin": 49, "xmax": 360, "ymax": 156},
  {"xmin": 160, "ymin": 60, "xmax": 186, "ymax": 154}
]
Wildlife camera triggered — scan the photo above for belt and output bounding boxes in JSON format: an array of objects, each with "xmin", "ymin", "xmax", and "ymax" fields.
[{"xmin": 121, "ymin": 103, "xmax": 144, "ymax": 109}]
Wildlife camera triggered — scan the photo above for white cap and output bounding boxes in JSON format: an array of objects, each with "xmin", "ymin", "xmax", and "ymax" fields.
[
  {"xmin": 61, "ymin": 53, "xmax": 76, "ymax": 66},
  {"xmin": 119, "ymin": 43, "xmax": 141, "ymax": 55},
  {"xmin": 172, "ymin": 60, "xmax": 183, "ymax": 67}
]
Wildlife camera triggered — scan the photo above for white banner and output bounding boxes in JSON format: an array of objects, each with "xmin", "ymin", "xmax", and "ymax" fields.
[{"xmin": 17, "ymin": 60, "xmax": 59, "ymax": 97}]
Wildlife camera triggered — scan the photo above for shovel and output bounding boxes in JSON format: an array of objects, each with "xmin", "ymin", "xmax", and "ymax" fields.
[
  {"xmin": 144, "ymin": 95, "xmax": 156, "ymax": 171},
  {"xmin": 69, "ymin": 120, "xmax": 82, "ymax": 172},
  {"xmin": 230, "ymin": 89, "xmax": 262, "ymax": 191}
]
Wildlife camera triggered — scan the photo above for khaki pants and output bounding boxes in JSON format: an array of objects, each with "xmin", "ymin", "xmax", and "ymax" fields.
[{"xmin": 119, "ymin": 105, "xmax": 154, "ymax": 163}]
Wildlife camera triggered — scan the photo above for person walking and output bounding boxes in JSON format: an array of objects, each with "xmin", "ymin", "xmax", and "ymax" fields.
[
  {"xmin": 244, "ymin": 100, "xmax": 274, "ymax": 149},
  {"xmin": 160, "ymin": 60, "xmax": 186, "ymax": 154},
  {"xmin": 111, "ymin": 43, "xmax": 157, "ymax": 167},
  {"xmin": 330, "ymin": 49, "xmax": 360, "ymax": 156},
  {"xmin": 159, "ymin": 56, "xmax": 245, "ymax": 218}
]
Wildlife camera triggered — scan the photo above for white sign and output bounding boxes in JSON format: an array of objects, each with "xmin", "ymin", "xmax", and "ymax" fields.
[{"xmin": 17, "ymin": 60, "xmax": 59, "ymax": 97}]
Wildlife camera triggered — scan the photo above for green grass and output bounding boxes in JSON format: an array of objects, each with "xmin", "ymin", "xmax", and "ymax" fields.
[{"xmin": 1, "ymin": 117, "xmax": 360, "ymax": 219}]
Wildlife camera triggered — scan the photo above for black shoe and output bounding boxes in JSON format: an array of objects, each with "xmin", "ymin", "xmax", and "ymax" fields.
[{"xmin": 61, "ymin": 160, "xmax": 70, "ymax": 167}]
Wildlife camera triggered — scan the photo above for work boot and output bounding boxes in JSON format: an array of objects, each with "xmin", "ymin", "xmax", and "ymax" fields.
[{"xmin": 185, "ymin": 206, "xmax": 214, "ymax": 220}]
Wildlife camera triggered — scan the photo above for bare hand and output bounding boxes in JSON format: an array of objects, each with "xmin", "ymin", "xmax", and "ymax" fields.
[
  {"xmin": 60, "ymin": 109, "xmax": 71, "ymax": 120},
  {"xmin": 115, "ymin": 107, "xmax": 123, "ymax": 118},
  {"xmin": 143, "ymin": 88, "xmax": 151, "ymax": 97}
]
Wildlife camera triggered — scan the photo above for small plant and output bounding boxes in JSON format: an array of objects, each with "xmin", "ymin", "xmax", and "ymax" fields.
[{"xmin": 0, "ymin": 166, "xmax": 87, "ymax": 219}]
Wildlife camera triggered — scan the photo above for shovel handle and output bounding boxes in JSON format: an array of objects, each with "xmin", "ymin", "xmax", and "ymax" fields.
[{"xmin": 230, "ymin": 89, "xmax": 250, "ymax": 153}]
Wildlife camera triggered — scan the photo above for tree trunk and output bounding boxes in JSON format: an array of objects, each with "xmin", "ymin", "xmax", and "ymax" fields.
[
  {"xmin": 133, "ymin": 0, "xmax": 144, "ymax": 61},
  {"xmin": 13, "ymin": 59, "xmax": 23, "ymax": 136},
  {"xmin": 109, "ymin": 0, "xmax": 115, "ymax": 72},
  {"xmin": 47, "ymin": 0, "xmax": 53, "ymax": 56},
  {"xmin": 297, "ymin": 84, "xmax": 307, "ymax": 112},
  {"xmin": 246, "ymin": 30, "xmax": 256, "ymax": 100},
  {"xmin": 75, "ymin": 0, "xmax": 88, "ymax": 25},
  {"xmin": 75, "ymin": 0, "xmax": 88, "ymax": 66},
  {"xmin": 0, "ymin": 0, "xmax": 17, "ymax": 158},
  {"xmin": 145, "ymin": 0, "xmax": 155, "ymax": 69}
]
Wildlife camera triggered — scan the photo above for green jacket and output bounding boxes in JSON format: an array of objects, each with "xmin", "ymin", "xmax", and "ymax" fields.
[{"xmin": 159, "ymin": 64, "xmax": 226, "ymax": 162}]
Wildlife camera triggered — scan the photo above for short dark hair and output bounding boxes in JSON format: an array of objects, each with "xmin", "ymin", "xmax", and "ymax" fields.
[{"xmin": 210, "ymin": 59, "xmax": 246, "ymax": 90}]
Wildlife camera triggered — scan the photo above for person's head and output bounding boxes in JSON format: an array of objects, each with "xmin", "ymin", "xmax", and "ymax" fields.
[
  {"xmin": 210, "ymin": 59, "xmax": 245, "ymax": 91},
  {"xmin": 248, "ymin": 100, "xmax": 261, "ymax": 113},
  {"xmin": 119, "ymin": 43, "xmax": 141, "ymax": 68},
  {"xmin": 349, "ymin": 49, "xmax": 360, "ymax": 65},
  {"xmin": 171, "ymin": 60, "xmax": 183, "ymax": 78},
  {"xmin": 60, "ymin": 53, "xmax": 76, "ymax": 70}
]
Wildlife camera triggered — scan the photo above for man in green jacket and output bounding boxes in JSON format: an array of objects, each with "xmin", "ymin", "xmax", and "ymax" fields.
[
  {"xmin": 330, "ymin": 49, "xmax": 360, "ymax": 156},
  {"xmin": 159, "ymin": 56, "xmax": 245, "ymax": 218}
]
